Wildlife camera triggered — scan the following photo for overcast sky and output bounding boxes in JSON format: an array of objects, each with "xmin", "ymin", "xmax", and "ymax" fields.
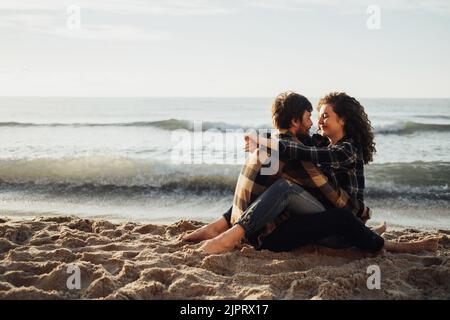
[{"xmin": 1, "ymin": 0, "xmax": 449, "ymax": 97}]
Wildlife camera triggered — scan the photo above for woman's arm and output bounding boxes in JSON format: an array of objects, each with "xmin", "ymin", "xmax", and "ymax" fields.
[{"xmin": 245, "ymin": 134, "xmax": 357, "ymax": 167}]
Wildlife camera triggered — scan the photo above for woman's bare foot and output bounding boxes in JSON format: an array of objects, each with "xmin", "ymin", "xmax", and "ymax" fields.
[
  {"xmin": 182, "ymin": 217, "xmax": 229, "ymax": 243},
  {"xmin": 372, "ymin": 221, "xmax": 387, "ymax": 235},
  {"xmin": 197, "ymin": 224, "xmax": 246, "ymax": 254},
  {"xmin": 384, "ymin": 237, "xmax": 439, "ymax": 253}
]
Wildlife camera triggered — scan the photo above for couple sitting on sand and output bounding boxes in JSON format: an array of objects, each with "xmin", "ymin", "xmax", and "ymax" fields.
[{"xmin": 182, "ymin": 91, "xmax": 439, "ymax": 255}]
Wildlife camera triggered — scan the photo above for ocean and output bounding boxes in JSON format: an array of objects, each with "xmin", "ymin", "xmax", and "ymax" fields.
[{"xmin": 0, "ymin": 97, "xmax": 449, "ymax": 229}]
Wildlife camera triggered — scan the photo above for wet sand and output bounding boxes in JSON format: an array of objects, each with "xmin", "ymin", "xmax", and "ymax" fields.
[{"xmin": 0, "ymin": 216, "xmax": 449, "ymax": 300}]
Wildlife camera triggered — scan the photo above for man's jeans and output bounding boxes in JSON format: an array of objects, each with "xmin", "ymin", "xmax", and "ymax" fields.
[
  {"xmin": 236, "ymin": 178, "xmax": 325, "ymax": 234},
  {"xmin": 231, "ymin": 177, "xmax": 352, "ymax": 249}
]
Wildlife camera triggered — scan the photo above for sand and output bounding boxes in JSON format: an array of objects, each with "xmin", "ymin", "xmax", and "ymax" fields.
[{"xmin": 0, "ymin": 216, "xmax": 449, "ymax": 300}]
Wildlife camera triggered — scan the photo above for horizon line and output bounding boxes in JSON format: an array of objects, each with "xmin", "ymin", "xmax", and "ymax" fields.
[{"xmin": 1, "ymin": 96, "xmax": 450, "ymax": 99}]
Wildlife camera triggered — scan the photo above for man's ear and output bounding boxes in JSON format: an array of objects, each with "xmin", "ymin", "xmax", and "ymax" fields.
[{"xmin": 291, "ymin": 118, "xmax": 300, "ymax": 128}]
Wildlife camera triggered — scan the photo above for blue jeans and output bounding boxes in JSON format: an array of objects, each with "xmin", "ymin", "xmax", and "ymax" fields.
[
  {"xmin": 236, "ymin": 178, "xmax": 325, "ymax": 235},
  {"xmin": 234, "ymin": 177, "xmax": 352, "ymax": 249}
]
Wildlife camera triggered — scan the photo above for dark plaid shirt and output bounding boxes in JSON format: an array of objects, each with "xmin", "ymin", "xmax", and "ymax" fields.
[{"xmin": 278, "ymin": 135, "xmax": 366, "ymax": 207}]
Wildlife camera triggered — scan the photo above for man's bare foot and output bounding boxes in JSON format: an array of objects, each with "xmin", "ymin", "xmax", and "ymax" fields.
[
  {"xmin": 384, "ymin": 237, "xmax": 439, "ymax": 253},
  {"xmin": 197, "ymin": 224, "xmax": 246, "ymax": 254},
  {"xmin": 197, "ymin": 237, "xmax": 237, "ymax": 255},
  {"xmin": 182, "ymin": 217, "xmax": 229, "ymax": 243},
  {"xmin": 372, "ymin": 221, "xmax": 387, "ymax": 235}
]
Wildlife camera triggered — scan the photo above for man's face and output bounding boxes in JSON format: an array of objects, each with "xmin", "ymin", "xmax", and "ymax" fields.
[{"xmin": 296, "ymin": 111, "xmax": 313, "ymax": 135}]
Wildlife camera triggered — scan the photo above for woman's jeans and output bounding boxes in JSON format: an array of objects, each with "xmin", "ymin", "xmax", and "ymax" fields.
[{"xmin": 258, "ymin": 208, "xmax": 384, "ymax": 253}]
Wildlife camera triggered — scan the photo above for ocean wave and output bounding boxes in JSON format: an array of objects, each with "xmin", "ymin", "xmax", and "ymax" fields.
[
  {"xmin": 374, "ymin": 121, "xmax": 450, "ymax": 135},
  {"xmin": 0, "ymin": 156, "xmax": 240, "ymax": 192},
  {"xmin": 0, "ymin": 157, "xmax": 448, "ymax": 199},
  {"xmin": 1, "ymin": 119, "xmax": 449, "ymax": 135},
  {"xmin": 414, "ymin": 115, "xmax": 450, "ymax": 120},
  {"xmin": 0, "ymin": 119, "xmax": 270, "ymax": 132},
  {"xmin": 366, "ymin": 162, "xmax": 450, "ymax": 187}
]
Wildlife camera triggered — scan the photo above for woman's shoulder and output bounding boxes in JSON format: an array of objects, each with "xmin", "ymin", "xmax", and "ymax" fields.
[
  {"xmin": 340, "ymin": 138, "xmax": 365, "ymax": 162},
  {"xmin": 339, "ymin": 138, "xmax": 359, "ymax": 149}
]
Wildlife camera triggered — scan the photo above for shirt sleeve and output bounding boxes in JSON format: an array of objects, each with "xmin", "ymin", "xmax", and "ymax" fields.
[{"xmin": 278, "ymin": 139, "xmax": 357, "ymax": 168}]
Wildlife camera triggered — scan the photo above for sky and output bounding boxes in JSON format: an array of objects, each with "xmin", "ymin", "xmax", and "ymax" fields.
[{"xmin": 1, "ymin": 0, "xmax": 450, "ymax": 97}]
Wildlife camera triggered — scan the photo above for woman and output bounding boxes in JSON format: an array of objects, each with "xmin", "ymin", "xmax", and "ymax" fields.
[{"xmin": 184, "ymin": 92, "xmax": 439, "ymax": 254}]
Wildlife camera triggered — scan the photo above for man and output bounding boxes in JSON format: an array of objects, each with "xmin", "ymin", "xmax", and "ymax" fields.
[{"xmin": 183, "ymin": 91, "xmax": 372, "ymax": 253}]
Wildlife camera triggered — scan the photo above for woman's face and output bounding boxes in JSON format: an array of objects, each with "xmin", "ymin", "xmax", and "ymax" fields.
[{"xmin": 317, "ymin": 104, "xmax": 345, "ymax": 138}]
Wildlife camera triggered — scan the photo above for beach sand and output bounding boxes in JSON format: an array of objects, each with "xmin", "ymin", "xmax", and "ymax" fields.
[{"xmin": 0, "ymin": 216, "xmax": 449, "ymax": 300}]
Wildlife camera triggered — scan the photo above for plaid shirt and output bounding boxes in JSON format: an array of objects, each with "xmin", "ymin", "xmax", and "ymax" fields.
[
  {"xmin": 230, "ymin": 130, "xmax": 370, "ymax": 249},
  {"xmin": 278, "ymin": 136, "xmax": 366, "ymax": 207}
]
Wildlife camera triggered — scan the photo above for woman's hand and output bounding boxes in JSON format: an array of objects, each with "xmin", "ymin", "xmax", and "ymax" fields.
[
  {"xmin": 244, "ymin": 133, "xmax": 258, "ymax": 152},
  {"xmin": 244, "ymin": 133, "xmax": 274, "ymax": 152}
]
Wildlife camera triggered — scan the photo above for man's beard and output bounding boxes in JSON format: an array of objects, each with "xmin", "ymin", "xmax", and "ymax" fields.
[{"xmin": 296, "ymin": 127, "xmax": 310, "ymax": 139}]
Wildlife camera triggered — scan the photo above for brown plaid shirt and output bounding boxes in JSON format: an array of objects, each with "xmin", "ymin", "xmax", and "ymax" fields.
[{"xmin": 230, "ymin": 130, "xmax": 370, "ymax": 248}]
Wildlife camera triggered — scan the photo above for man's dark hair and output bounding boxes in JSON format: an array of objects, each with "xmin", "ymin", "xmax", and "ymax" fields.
[{"xmin": 271, "ymin": 91, "xmax": 312, "ymax": 130}]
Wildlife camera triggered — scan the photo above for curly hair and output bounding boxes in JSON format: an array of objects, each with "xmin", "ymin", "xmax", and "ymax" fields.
[{"xmin": 318, "ymin": 92, "xmax": 376, "ymax": 164}]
